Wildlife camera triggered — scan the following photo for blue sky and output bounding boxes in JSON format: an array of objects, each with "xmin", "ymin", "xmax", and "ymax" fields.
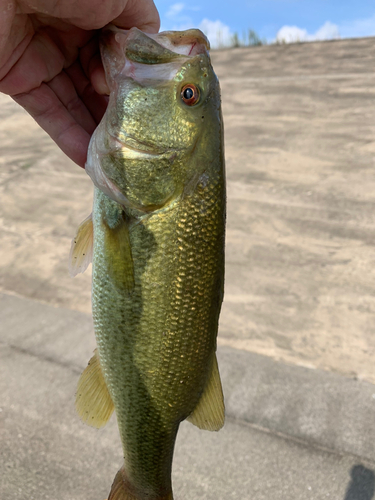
[{"xmin": 157, "ymin": 0, "xmax": 375, "ymax": 47}]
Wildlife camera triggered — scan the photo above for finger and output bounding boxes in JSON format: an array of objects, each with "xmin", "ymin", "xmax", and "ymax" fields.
[
  {"xmin": 40, "ymin": 23, "xmax": 94, "ymax": 66},
  {"xmin": 79, "ymin": 34, "xmax": 110, "ymax": 96},
  {"xmin": 13, "ymin": 84, "xmax": 91, "ymax": 167},
  {"xmin": 0, "ymin": 31, "xmax": 64, "ymax": 95},
  {"xmin": 47, "ymin": 70, "xmax": 97, "ymax": 134},
  {"xmin": 17, "ymin": 0, "xmax": 124, "ymax": 30},
  {"xmin": 114, "ymin": 0, "xmax": 160, "ymax": 33},
  {"xmin": 65, "ymin": 60, "xmax": 108, "ymax": 124},
  {"xmin": 87, "ymin": 51, "xmax": 110, "ymax": 97},
  {"xmin": 21, "ymin": 0, "xmax": 160, "ymax": 32}
]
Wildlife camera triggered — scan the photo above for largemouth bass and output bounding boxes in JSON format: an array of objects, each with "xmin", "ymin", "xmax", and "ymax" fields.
[{"xmin": 70, "ymin": 26, "xmax": 225, "ymax": 500}]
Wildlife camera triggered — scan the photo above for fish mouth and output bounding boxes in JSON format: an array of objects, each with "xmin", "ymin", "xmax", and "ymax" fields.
[{"xmin": 101, "ymin": 26, "xmax": 210, "ymax": 86}]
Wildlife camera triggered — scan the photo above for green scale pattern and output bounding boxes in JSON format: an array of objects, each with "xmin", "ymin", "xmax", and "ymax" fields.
[{"xmin": 91, "ymin": 156, "xmax": 224, "ymax": 496}]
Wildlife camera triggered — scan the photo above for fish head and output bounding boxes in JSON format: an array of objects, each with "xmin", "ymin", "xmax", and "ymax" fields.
[{"xmin": 86, "ymin": 26, "xmax": 223, "ymax": 212}]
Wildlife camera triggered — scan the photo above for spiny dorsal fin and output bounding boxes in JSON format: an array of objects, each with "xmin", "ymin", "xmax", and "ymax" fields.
[
  {"xmin": 75, "ymin": 349, "xmax": 114, "ymax": 428},
  {"xmin": 187, "ymin": 354, "xmax": 225, "ymax": 431},
  {"xmin": 69, "ymin": 214, "xmax": 93, "ymax": 277}
]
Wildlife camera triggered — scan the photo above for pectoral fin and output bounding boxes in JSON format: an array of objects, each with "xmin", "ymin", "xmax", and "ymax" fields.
[
  {"xmin": 103, "ymin": 212, "xmax": 134, "ymax": 293},
  {"xmin": 187, "ymin": 354, "xmax": 225, "ymax": 431},
  {"xmin": 75, "ymin": 350, "xmax": 114, "ymax": 428},
  {"xmin": 69, "ymin": 214, "xmax": 93, "ymax": 277}
]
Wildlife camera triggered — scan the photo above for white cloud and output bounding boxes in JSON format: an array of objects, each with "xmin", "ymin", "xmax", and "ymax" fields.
[
  {"xmin": 314, "ymin": 21, "xmax": 340, "ymax": 41},
  {"xmin": 162, "ymin": 2, "xmax": 195, "ymax": 31},
  {"xmin": 166, "ymin": 3, "xmax": 185, "ymax": 19},
  {"xmin": 199, "ymin": 19, "xmax": 233, "ymax": 49},
  {"xmin": 276, "ymin": 21, "xmax": 340, "ymax": 43},
  {"xmin": 276, "ymin": 25, "xmax": 308, "ymax": 43}
]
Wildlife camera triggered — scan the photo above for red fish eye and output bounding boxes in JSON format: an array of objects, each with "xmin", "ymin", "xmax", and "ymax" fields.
[{"xmin": 181, "ymin": 84, "xmax": 200, "ymax": 106}]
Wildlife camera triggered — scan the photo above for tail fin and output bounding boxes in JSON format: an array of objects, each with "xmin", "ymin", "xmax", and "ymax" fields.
[
  {"xmin": 108, "ymin": 467, "xmax": 173, "ymax": 500},
  {"xmin": 108, "ymin": 468, "xmax": 137, "ymax": 500}
]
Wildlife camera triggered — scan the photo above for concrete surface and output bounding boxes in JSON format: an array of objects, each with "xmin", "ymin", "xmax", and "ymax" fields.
[
  {"xmin": 1, "ymin": 291, "xmax": 375, "ymax": 500},
  {"xmin": 1, "ymin": 37, "xmax": 375, "ymax": 383},
  {"xmin": 212, "ymin": 37, "xmax": 375, "ymax": 383}
]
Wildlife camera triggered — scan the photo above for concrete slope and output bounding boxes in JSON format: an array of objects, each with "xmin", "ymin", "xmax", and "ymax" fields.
[
  {"xmin": 1, "ymin": 291, "xmax": 375, "ymax": 500},
  {"xmin": 1, "ymin": 37, "xmax": 375, "ymax": 383}
]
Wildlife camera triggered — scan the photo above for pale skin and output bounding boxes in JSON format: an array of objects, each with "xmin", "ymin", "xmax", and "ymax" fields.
[{"xmin": 0, "ymin": 0, "xmax": 160, "ymax": 167}]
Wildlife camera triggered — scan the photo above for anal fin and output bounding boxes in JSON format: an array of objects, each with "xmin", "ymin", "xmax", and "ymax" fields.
[
  {"xmin": 187, "ymin": 353, "xmax": 225, "ymax": 431},
  {"xmin": 75, "ymin": 349, "xmax": 114, "ymax": 428},
  {"xmin": 69, "ymin": 214, "xmax": 93, "ymax": 277}
]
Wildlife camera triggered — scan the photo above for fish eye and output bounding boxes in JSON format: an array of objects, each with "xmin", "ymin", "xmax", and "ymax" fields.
[{"xmin": 181, "ymin": 84, "xmax": 200, "ymax": 106}]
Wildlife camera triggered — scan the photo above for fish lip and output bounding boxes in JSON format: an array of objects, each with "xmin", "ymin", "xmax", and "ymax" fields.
[{"xmin": 101, "ymin": 26, "xmax": 210, "ymax": 87}]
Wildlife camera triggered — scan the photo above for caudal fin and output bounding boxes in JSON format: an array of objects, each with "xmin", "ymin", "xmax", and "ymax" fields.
[{"xmin": 108, "ymin": 467, "xmax": 173, "ymax": 500}]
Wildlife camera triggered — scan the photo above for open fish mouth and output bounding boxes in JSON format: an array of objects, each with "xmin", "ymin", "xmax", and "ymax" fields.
[{"xmin": 101, "ymin": 25, "xmax": 210, "ymax": 85}]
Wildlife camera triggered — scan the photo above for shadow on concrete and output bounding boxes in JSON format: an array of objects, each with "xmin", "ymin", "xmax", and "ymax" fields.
[{"xmin": 344, "ymin": 465, "xmax": 375, "ymax": 500}]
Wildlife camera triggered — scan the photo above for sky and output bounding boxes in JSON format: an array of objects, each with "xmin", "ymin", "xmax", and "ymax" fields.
[{"xmin": 157, "ymin": 0, "xmax": 375, "ymax": 48}]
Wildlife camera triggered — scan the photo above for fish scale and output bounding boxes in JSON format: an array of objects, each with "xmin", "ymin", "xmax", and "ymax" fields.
[{"xmin": 92, "ymin": 173, "xmax": 223, "ymax": 495}]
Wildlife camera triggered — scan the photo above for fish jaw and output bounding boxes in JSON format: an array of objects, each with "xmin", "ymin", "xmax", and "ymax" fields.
[
  {"xmin": 85, "ymin": 122, "xmax": 131, "ymax": 208},
  {"xmin": 85, "ymin": 125, "xmax": 181, "ymax": 213},
  {"xmin": 100, "ymin": 25, "xmax": 210, "ymax": 87}
]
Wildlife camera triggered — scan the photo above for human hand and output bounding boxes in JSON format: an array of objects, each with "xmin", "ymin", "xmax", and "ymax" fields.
[{"xmin": 0, "ymin": 0, "xmax": 160, "ymax": 167}]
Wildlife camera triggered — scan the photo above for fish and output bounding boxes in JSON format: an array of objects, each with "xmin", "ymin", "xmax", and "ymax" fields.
[{"xmin": 69, "ymin": 25, "xmax": 226, "ymax": 500}]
